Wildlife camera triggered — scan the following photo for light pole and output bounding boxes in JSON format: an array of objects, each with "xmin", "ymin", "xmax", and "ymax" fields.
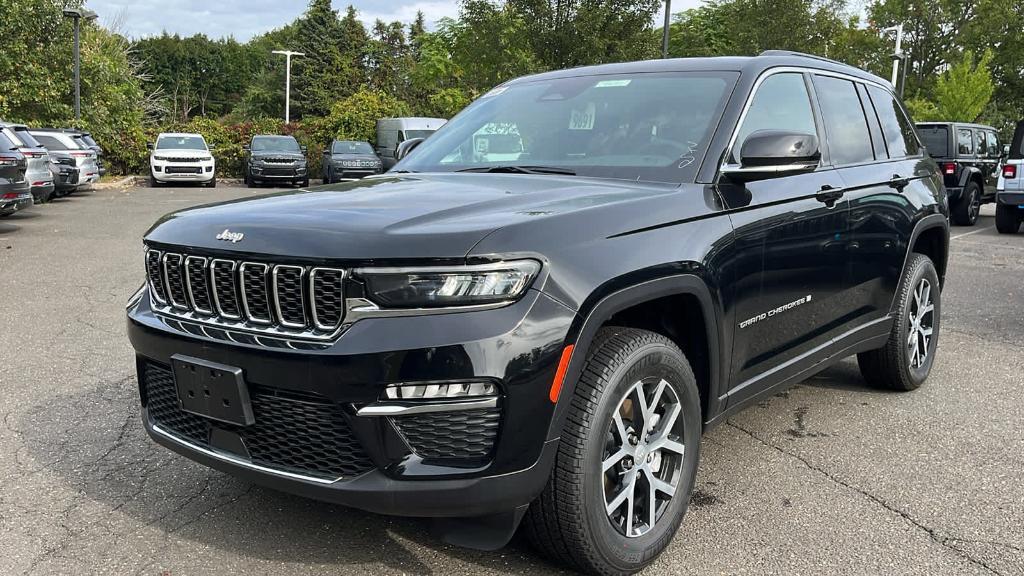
[
  {"xmin": 881, "ymin": 24, "xmax": 905, "ymax": 94},
  {"xmin": 662, "ymin": 0, "xmax": 672, "ymax": 59},
  {"xmin": 272, "ymin": 50, "xmax": 304, "ymax": 123},
  {"xmin": 62, "ymin": 8, "xmax": 98, "ymax": 128}
]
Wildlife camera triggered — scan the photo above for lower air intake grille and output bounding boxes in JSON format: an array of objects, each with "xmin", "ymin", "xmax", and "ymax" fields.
[
  {"xmin": 143, "ymin": 362, "xmax": 373, "ymax": 480},
  {"xmin": 391, "ymin": 408, "xmax": 501, "ymax": 460}
]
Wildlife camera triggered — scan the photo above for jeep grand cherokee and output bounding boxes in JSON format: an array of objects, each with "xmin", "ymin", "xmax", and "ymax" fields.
[{"xmin": 127, "ymin": 51, "xmax": 949, "ymax": 575}]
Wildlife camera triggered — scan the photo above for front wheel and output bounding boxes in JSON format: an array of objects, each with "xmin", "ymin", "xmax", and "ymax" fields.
[
  {"xmin": 204, "ymin": 176, "xmax": 216, "ymax": 188},
  {"xmin": 524, "ymin": 327, "xmax": 701, "ymax": 575},
  {"xmin": 858, "ymin": 253, "xmax": 941, "ymax": 390},
  {"xmin": 995, "ymin": 203, "xmax": 1022, "ymax": 234}
]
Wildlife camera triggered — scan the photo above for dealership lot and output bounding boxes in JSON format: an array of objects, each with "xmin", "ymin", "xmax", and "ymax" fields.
[{"xmin": 1, "ymin": 186, "xmax": 1021, "ymax": 575}]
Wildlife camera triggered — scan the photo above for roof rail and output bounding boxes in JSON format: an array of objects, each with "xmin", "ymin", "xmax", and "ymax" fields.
[{"xmin": 758, "ymin": 50, "xmax": 851, "ymax": 68}]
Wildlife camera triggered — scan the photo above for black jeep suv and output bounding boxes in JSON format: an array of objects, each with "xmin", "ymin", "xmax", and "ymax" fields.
[
  {"xmin": 916, "ymin": 121, "xmax": 1002, "ymax": 226},
  {"xmin": 243, "ymin": 134, "xmax": 309, "ymax": 188},
  {"xmin": 127, "ymin": 52, "xmax": 949, "ymax": 575}
]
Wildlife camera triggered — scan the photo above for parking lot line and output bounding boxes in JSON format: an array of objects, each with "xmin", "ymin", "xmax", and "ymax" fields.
[{"xmin": 950, "ymin": 226, "xmax": 995, "ymax": 240}]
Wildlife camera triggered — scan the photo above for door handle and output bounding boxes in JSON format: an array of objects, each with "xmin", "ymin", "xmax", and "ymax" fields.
[
  {"xmin": 815, "ymin": 184, "xmax": 844, "ymax": 205},
  {"xmin": 889, "ymin": 174, "xmax": 911, "ymax": 192}
]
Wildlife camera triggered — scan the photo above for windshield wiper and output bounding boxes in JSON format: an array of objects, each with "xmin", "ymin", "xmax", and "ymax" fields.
[{"xmin": 455, "ymin": 165, "xmax": 576, "ymax": 176}]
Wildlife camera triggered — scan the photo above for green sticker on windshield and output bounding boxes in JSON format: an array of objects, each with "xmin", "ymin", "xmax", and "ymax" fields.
[{"xmin": 594, "ymin": 79, "xmax": 632, "ymax": 88}]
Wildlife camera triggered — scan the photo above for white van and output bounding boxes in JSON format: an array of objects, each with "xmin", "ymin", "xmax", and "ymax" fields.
[{"xmin": 376, "ymin": 117, "xmax": 446, "ymax": 169}]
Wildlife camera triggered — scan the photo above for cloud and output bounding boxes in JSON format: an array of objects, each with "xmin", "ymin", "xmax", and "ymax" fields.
[{"xmin": 89, "ymin": 0, "xmax": 463, "ymax": 41}]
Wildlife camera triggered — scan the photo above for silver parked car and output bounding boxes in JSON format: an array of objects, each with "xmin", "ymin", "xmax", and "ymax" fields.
[
  {"xmin": 0, "ymin": 122, "xmax": 55, "ymax": 203},
  {"xmin": 29, "ymin": 129, "xmax": 100, "ymax": 191}
]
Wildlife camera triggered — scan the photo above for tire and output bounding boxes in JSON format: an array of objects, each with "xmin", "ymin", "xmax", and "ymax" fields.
[
  {"xmin": 205, "ymin": 176, "xmax": 216, "ymax": 188},
  {"xmin": 857, "ymin": 253, "xmax": 941, "ymax": 391},
  {"xmin": 995, "ymin": 204, "xmax": 1021, "ymax": 234},
  {"xmin": 149, "ymin": 172, "xmax": 161, "ymax": 188},
  {"xmin": 523, "ymin": 327, "xmax": 702, "ymax": 576},
  {"xmin": 301, "ymin": 178, "xmax": 310, "ymax": 188},
  {"xmin": 951, "ymin": 181, "xmax": 981, "ymax": 226},
  {"xmin": 326, "ymin": 167, "xmax": 335, "ymax": 184}
]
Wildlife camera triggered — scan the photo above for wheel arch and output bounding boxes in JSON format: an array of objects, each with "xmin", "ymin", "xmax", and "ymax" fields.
[
  {"xmin": 958, "ymin": 165, "xmax": 984, "ymax": 190},
  {"xmin": 902, "ymin": 213, "xmax": 949, "ymax": 292},
  {"xmin": 545, "ymin": 273, "xmax": 724, "ymax": 442}
]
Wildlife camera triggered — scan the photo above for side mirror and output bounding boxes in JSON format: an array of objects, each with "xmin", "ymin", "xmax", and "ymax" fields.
[
  {"xmin": 396, "ymin": 138, "xmax": 425, "ymax": 162},
  {"xmin": 301, "ymin": 145, "xmax": 307, "ymax": 153},
  {"xmin": 242, "ymin": 144, "xmax": 250, "ymax": 151},
  {"xmin": 1004, "ymin": 144, "xmax": 1011, "ymax": 158},
  {"xmin": 208, "ymin": 144, "xmax": 217, "ymax": 151},
  {"xmin": 721, "ymin": 130, "xmax": 820, "ymax": 182},
  {"xmin": 146, "ymin": 142, "xmax": 153, "ymax": 150}
]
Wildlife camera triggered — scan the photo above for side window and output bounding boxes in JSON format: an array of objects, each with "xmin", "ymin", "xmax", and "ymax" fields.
[
  {"xmin": 732, "ymin": 72, "xmax": 818, "ymax": 163},
  {"xmin": 957, "ymin": 129, "xmax": 974, "ymax": 155},
  {"xmin": 986, "ymin": 131, "xmax": 1000, "ymax": 157},
  {"xmin": 812, "ymin": 75, "xmax": 874, "ymax": 166},
  {"xmin": 857, "ymin": 83, "xmax": 888, "ymax": 159},
  {"xmin": 976, "ymin": 131, "xmax": 989, "ymax": 157},
  {"xmin": 866, "ymin": 85, "xmax": 920, "ymax": 158}
]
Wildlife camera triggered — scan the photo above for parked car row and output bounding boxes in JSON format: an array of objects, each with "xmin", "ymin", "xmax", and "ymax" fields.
[{"xmin": 0, "ymin": 121, "xmax": 102, "ymax": 216}]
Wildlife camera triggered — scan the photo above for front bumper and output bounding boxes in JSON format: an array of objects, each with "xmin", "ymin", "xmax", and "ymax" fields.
[
  {"xmin": 127, "ymin": 287, "xmax": 574, "ymax": 517},
  {"xmin": 249, "ymin": 164, "xmax": 307, "ymax": 181},
  {"xmin": 152, "ymin": 160, "xmax": 216, "ymax": 182},
  {"xmin": 330, "ymin": 163, "xmax": 382, "ymax": 179}
]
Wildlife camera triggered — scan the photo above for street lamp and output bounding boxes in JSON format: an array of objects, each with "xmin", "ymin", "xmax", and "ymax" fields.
[
  {"xmin": 662, "ymin": 0, "xmax": 672, "ymax": 59},
  {"xmin": 272, "ymin": 50, "xmax": 305, "ymax": 123},
  {"xmin": 881, "ymin": 24, "xmax": 905, "ymax": 95},
  {"xmin": 62, "ymin": 8, "xmax": 98, "ymax": 127}
]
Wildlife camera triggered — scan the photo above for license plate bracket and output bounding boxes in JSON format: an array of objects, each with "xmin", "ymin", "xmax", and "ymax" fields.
[{"xmin": 171, "ymin": 354, "xmax": 254, "ymax": 426}]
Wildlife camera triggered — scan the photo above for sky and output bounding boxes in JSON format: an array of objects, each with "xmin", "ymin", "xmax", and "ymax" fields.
[{"xmin": 88, "ymin": 0, "xmax": 703, "ymax": 42}]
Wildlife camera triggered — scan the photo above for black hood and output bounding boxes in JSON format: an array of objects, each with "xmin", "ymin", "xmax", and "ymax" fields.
[
  {"xmin": 144, "ymin": 173, "xmax": 680, "ymax": 262},
  {"xmin": 251, "ymin": 150, "xmax": 305, "ymax": 161}
]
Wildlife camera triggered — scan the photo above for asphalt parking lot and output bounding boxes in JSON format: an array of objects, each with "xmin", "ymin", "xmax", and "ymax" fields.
[{"xmin": 1, "ymin": 185, "xmax": 1022, "ymax": 576}]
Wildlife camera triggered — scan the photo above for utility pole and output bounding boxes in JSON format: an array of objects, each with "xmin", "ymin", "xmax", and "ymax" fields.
[
  {"xmin": 62, "ymin": 8, "xmax": 98, "ymax": 127},
  {"xmin": 662, "ymin": 0, "xmax": 672, "ymax": 59},
  {"xmin": 272, "ymin": 50, "xmax": 305, "ymax": 123},
  {"xmin": 882, "ymin": 24, "xmax": 905, "ymax": 94}
]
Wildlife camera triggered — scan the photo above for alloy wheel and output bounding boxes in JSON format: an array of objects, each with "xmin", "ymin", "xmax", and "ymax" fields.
[
  {"xmin": 602, "ymin": 378, "xmax": 686, "ymax": 538},
  {"xmin": 969, "ymin": 189, "xmax": 980, "ymax": 222},
  {"xmin": 907, "ymin": 278, "xmax": 935, "ymax": 369}
]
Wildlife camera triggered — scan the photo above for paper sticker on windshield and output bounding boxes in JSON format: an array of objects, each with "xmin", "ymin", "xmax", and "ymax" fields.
[
  {"xmin": 569, "ymin": 103, "xmax": 596, "ymax": 130},
  {"xmin": 595, "ymin": 79, "xmax": 632, "ymax": 88}
]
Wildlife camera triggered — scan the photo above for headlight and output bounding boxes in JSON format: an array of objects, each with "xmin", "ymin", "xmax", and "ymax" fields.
[
  {"xmin": 152, "ymin": 155, "xmax": 167, "ymax": 161},
  {"xmin": 200, "ymin": 156, "xmax": 213, "ymax": 162},
  {"xmin": 355, "ymin": 260, "xmax": 540, "ymax": 308}
]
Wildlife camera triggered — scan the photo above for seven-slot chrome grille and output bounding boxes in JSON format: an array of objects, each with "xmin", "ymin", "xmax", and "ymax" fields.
[{"xmin": 146, "ymin": 248, "xmax": 345, "ymax": 339}]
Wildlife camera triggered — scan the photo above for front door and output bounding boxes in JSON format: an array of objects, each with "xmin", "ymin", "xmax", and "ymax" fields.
[{"xmin": 720, "ymin": 71, "xmax": 852, "ymax": 403}]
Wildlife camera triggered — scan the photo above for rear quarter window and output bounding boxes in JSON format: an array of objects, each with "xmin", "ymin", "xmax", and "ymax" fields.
[{"xmin": 866, "ymin": 85, "xmax": 920, "ymax": 158}]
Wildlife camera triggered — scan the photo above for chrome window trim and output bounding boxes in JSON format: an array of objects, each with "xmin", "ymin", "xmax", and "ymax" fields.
[
  {"xmin": 145, "ymin": 249, "xmax": 167, "ymax": 305},
  {"xmin": 309, "ymin": 267, "xmax": 346, "ymax": 331},
  {"xmin": 239, "ymin": 262, "xmax": 272, "ymax": 325},
  {"xmin": 719, "ymin": 66, "xmax": 894, "ymax": 176},
  {"xmin": 184, "ymin": 255, "xmax": 213, "ymax": 315},
  {"xmin": 272, "ymin": 264, "xmax": 308, "ymax": 329},
  {"xmin": 150, "ymin": 423, "xmax": 343, "ymax": 484},
  {"xmin": 161, "ymin": 252, "xmax": 189, "ymax": 310},
  {"xmin": 209, "ymin": 258, "xmax": 241, "ymax": 320}
]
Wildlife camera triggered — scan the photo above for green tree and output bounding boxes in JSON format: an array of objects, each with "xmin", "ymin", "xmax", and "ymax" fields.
[
  {"xmin": 932, "ymin": 50, "xmax": 995, "ymax": 122},
  {"xmin": 291, "ymin": 0, "xmax": 350, "ymax": 118}
]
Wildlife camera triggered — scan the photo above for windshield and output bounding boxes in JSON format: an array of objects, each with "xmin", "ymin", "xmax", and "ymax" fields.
[
  {"xmin": 13, "ymin": 129, "xmax": 43, "ymax": 149},
  {"xmin": 917, "ymin": 125, "xmax": 948, "ymax": 157},
  {"xmin": 0, "ymin": 130, "xmax": 17, "ymax": 151},
  {"xmin": 156, "ymin": 135, "xmax": 208, "ymax": 151},
  {"xmin": 81, "ymin": 134, "xmax": 98, "ymax": 147},
  {"xmin": 398, "ymin": 71, "xmax": 737, "ymax": 183},
  {"xmin": 251, "ymin": 136, "xmax": 300, "ymax": 153},
  {"xmin": 404, "ymin": 130, "xmax": 436, "ymax": 141},
  {"xmin": 332, "ymin": 141, "xmax": 375, "ymax": 154}
]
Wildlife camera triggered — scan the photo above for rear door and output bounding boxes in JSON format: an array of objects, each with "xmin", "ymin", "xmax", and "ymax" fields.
[
  {"xmin": 843, "ymin": 82, "xmax": 931, "ymax": 325},
  {"xmin": 721, "ymin": 71, "xmax": 851, "ymax": 402}
]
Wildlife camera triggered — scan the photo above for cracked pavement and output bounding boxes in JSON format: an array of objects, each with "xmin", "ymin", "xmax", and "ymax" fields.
[{"xmin": 1, "ymin": 188, "xmax": 1022, "ymax": 575}]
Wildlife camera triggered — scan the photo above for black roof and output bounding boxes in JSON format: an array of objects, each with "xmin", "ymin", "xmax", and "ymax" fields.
[
  {"xmin": 506, "ymin": 51, "xmax": 889, "ymax": 88},
  {"xmin": 915, "ymin": 121, "xmax": 997, "ymax": 130}
]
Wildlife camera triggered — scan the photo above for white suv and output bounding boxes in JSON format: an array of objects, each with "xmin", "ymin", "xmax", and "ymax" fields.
[{"xmin": 149, "ymin": 133, "xmax": 216, "ymax": 187}]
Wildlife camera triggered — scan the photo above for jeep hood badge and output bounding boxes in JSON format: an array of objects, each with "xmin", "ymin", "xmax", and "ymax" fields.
[{"xmin": 216, "ymin": 229, "xmax": 244, "ymax": 243}]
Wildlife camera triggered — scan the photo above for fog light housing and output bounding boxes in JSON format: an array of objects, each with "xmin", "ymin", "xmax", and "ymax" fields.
[{"xmin": 384, "ymin": 382, "xmax": 497, "ymax": 400}]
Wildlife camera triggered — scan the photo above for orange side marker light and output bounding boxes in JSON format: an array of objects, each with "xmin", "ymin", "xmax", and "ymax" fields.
[{"xmin": 549, "ymin": 344, "xmax": 575, "ymax": 403}]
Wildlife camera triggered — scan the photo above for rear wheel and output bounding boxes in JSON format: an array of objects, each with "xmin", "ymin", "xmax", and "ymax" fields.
[
  {"xmin": 858, "ymin": 253, "xmax": 940, "ymax": 391},
  {"xmin": 951, "ymin": 181, "xmax": 981, "ymax": 226},
  {"xmin": 995, "ymin": 204, "xmax": 1022, "ymax": 234},
  {"xmin": 524, "ymin": 327, "xmax": 701, "ymax": 575}
]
